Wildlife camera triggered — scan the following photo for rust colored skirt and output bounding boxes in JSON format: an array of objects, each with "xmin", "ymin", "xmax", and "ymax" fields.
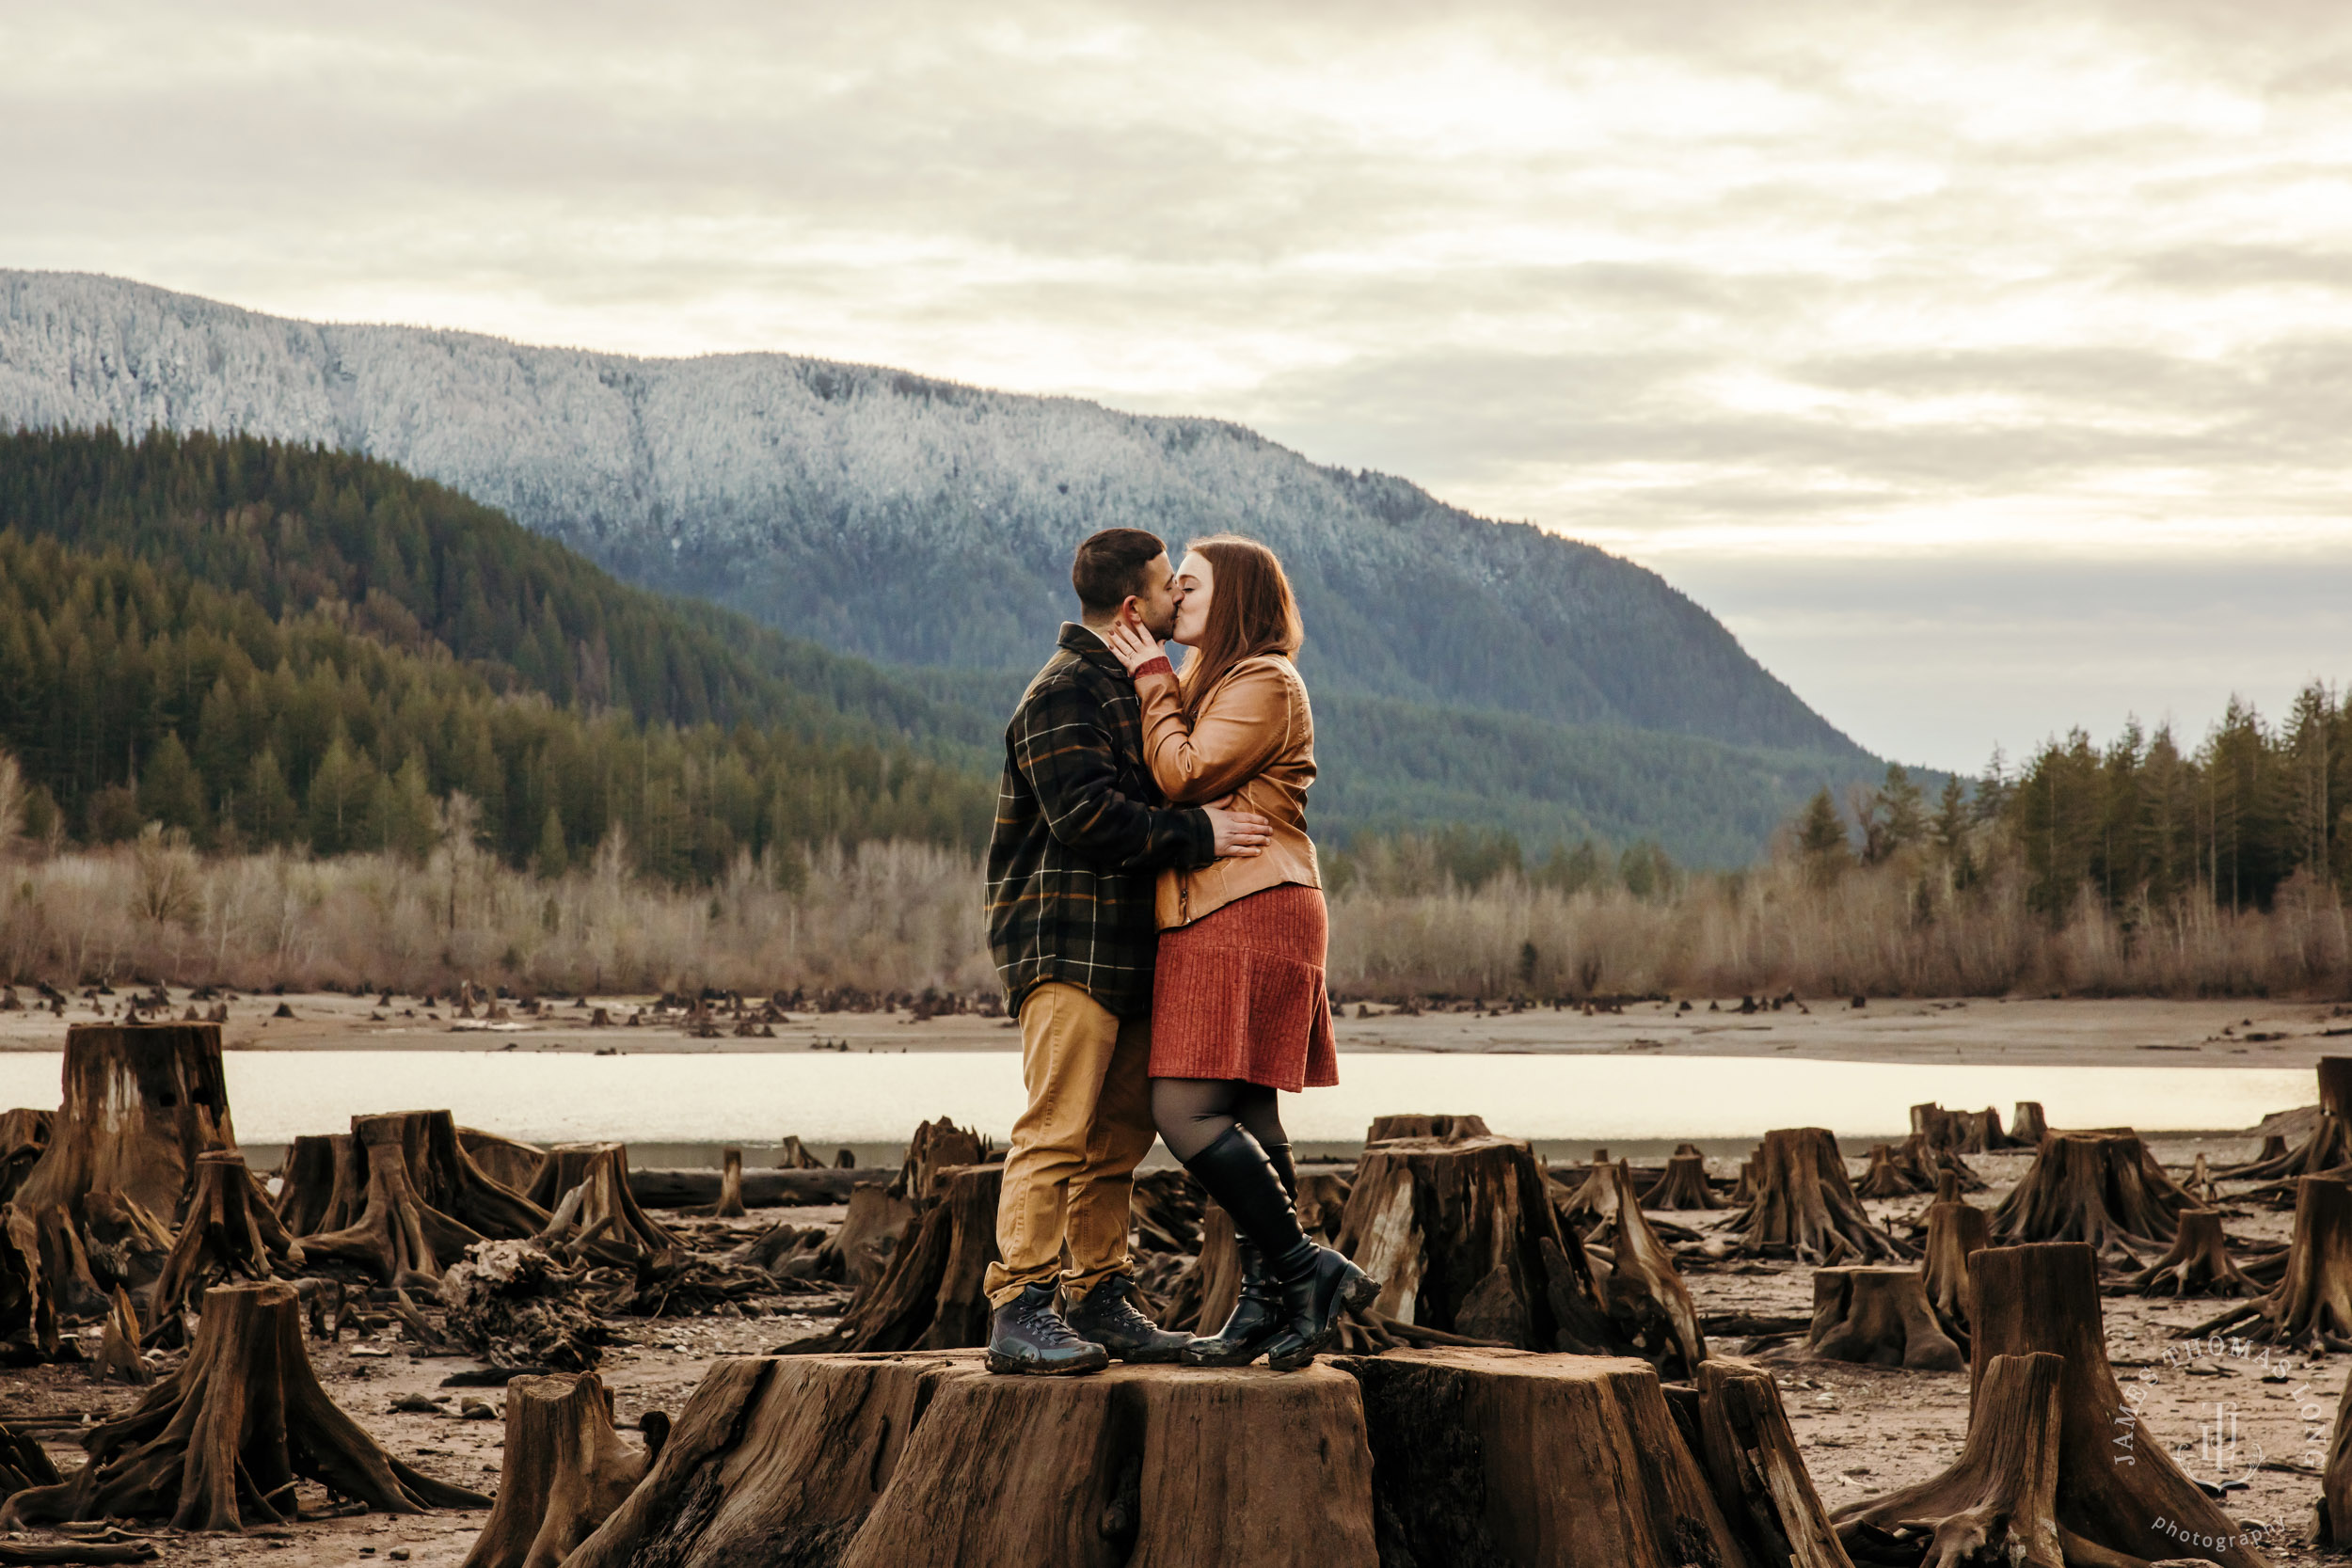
[{"xmin": 1149, "ymin": 883, "xmax": 1337, "ymax": 1091}]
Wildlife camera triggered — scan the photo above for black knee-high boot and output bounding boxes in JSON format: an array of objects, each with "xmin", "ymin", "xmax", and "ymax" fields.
[
  {"xmin": 1181, "ymin": 1142, "xmax": 1296, "ymax": 1367},
  {"xmin": 1180, "ymin": 1127, "xmax": 1376, "ymax": 1371}
]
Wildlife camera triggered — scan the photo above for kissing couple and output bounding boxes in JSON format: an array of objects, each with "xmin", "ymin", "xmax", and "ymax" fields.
[{"xmin": 980, "ymin": 527, "xmax": 1378, "ymax": 1375}]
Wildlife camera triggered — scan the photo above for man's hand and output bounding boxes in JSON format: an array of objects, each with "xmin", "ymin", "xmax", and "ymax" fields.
[{"xmin": 1205, "ymin": 806, "xmax": 1272, "ymax": 858}]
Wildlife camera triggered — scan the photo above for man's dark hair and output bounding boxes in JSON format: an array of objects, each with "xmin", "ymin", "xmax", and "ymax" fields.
[{"xmin": 1071, "ymin": 528, "xmax": 1168, "ymax": 614}]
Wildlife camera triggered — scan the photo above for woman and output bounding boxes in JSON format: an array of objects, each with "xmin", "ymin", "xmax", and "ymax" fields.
[{"xmin": 1104, "ymin": 533, "xmax": 1377, "ymax": 1370}]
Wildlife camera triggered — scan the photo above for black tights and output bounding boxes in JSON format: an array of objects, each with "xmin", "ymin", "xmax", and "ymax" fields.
[{"xmin": 1152, "ymin": 1077, "xmax": 1289, "ymax": 1163}]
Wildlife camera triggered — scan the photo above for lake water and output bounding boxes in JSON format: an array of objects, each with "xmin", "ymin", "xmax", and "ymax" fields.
[{"xmin": 0, "ymin": 1051, "xmax": 2307, "ymax": 1149}]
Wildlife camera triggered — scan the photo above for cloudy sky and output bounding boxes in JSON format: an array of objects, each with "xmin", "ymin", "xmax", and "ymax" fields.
[{"xmin": 8, "ymin": 0, "xmax": 2352, "ymax": 770}]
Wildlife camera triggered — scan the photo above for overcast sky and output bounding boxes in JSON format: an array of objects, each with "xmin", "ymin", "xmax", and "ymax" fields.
[{"xmin": 8, "ymin": 0, "xmax": 2352, "ymax": 771}]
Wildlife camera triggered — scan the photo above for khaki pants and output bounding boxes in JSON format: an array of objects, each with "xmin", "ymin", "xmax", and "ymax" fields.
[{"xmin": 984, "ymin": 981, "xmax": 1156, "ymax": 1308}]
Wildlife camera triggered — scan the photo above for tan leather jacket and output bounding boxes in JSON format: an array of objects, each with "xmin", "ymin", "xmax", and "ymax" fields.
[{"xmin": 1133, "ymin": 653, "xmax": 1321, "ymax": 929}]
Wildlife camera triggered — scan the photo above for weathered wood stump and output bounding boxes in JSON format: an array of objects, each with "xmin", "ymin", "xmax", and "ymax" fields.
[
  {"xmin": 1936, "ymin": 1243, "xmax": 2265, "ymax": 1566},
  {"xmin": 2010, "ymin": 1101, "xmax": 2049, "ymax": 1146},
  {"xmin": 1989, "ymin": 1130, "xmax": 2189, "ymax": 1259},
  {"xmin": 276, "ymin": 1132, "xmax": 357, "ymax": 1235},
  {"xmin": 1335, "ymin": 1135, "xmax": 1624, "ymax": 1353},
  {"xmin": 1919, "ymin": 1199, "xmax": 1990, "ymax": 1329},
  {"xmin": 303, "ymin": 1118, "xmax": 489, "ymax": 1285},
  {"xmin": 1690, "ymin": 1356, "xmax": 1851, "ymax": 1568},
  {"xmin": 1855, "ymin": 1143, "xmax": 1927, "ymax": 1198},
  {"xmin": 2121, "ymin": 1207, "xmax": 2260, "ymax": 1298},
  {"xmin": 1724, "ymin": 1129, "xmax": 1908, "ymax": 1263},
  {"xmin": 1806, "ymin": 1266, "xmax": 1963, "ymax": 1370},
  {"xmin": 0, "ymin": 1420, "xmax": 60, "ymax": 1498},
  {"xmin": 818, "ymin": 1183, "xmax": 918, "ymax": 1291},
  {"xmin": 2225, "ymin": 1056, "xmax": 2352, "ymax": 1180},
  {"xmin": 149, "ymin": 1150, "xmax": 297, "ymax": 1327},
  {"xmin": 529, "ymin": 1143, "xmax": 675, "ymax": 1263},
  {"xmin": 0, "ymin": 1109, "xmax": 51, "ymax": 1204},
  {"xmin": 774, "ymin": 1135, "xmax": 825, "ymax": 1169},
  {"xmin": 8, "ymin": 1024, "xmax": 235, "ymax": 1322},
  {"xmin": 1580, "ymin": 1162, "xmax": 1707, "ymax": 1377},
  {"xmin": 1343, "ymin": 1348, "xmax": 1753, "ymax": 1568},
  {"xmin": 457, "ymin": 1128, "xmax": 548, "ymax": 1196},
  {"xmin": 1366, "ymin": 1114, "xmax": 1491, "ymax": 1143},
  {"xmin": 564, "ymin": 1352, "xmax": 1380, "ymax": 1568},
  {"xmin": 1645, "ymin": 1146, "xmax": 1724, "ymax": 1211},
  {"xmin": 1731, "ymin": 1152, "xmax": 1762, "ymax": 1205},
  {"xmin": 2191, "ymin": 1176, "xmax": 2352, "ymax": 1349},
  {"xmin": 784, "ymin": 1164, "xmax": 1001, "ymax": 1354},
  {"xmin": 1910, "ymin": 1101, "xmax": 2019, "ymax": 1155},
  {"xmin": 1895, "ymin": 1132, "xmax": 1987, "ymax": 1194},
  {"xmin": 891, "ymin": 1117, "xmax": 986, "ymax": 1199},
  {"xmin": 703, "ymin": 1148, "xmax": 747, "ymax": 1219},
  {"xmin": 459, "ymin": 1372, "xmax": 649, "ymax": 1568},
  {"xmin": 0, "ymin": 1207, "xmax": 59, "ymax": 1364},
  {"xmin": 1835, "ymin": 1351, "xmax": 2063, "ymax": 1566},
  {"xmin": 0, "ymin": 1281, "xmax": 488, "ymax": 1530}
]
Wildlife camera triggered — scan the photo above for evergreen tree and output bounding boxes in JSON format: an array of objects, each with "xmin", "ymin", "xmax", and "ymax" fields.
[
  {"xmin": 137, "ymin": 732, "xmax": 205, "ymax": 836},
  {"xmin": 1796, "ymin": 788, "xmax": 1851, "ymax": 882},
  {"xmin": 534, "ymin": 804, "xmax": 569, "ymax": 879}
]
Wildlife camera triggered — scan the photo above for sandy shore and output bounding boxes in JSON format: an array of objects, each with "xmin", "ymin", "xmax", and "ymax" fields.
[{"xmin": 5, "ymin": 989, "xmax": 2349, "ymax": 1067}]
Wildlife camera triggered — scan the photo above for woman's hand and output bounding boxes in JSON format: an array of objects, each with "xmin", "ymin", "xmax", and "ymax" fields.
[{"xmin": 1103, "ymin": 616, "xmax": 1167, "ymax": 676}]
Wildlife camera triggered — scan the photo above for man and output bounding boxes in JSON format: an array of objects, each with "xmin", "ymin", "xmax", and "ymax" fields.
[{"xmin": 982, "ymin": 527, "xmax": 1272, "ymax": 1374}]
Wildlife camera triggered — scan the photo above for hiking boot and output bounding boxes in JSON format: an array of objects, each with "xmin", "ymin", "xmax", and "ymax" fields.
[
  {"xmin": 1260, "ymin": 1243, "xmax": 1381, "ymax": 1372},
  {"xmin": 1066, "ymin": 1274, "xmax": 1190, "ymax": 1363},
  {"xmin": 985, "ymin": 1283, "xmax": 1111, "ymax": 1375}
]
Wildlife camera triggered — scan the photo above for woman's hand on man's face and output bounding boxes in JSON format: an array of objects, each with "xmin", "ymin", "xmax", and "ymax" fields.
[{"xmin": 1103, "ymin": 614, "xmax": 1165, "ymax": 675}]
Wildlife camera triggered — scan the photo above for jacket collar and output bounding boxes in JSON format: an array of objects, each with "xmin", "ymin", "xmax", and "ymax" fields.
[{"xmin": 1057, "ymin": 622, "xmax": 1127, "ymax": 676}]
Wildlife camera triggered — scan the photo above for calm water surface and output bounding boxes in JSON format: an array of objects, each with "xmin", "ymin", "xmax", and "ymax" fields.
[{"xmin": 0, "ymin": 1051, "xmax": 2304, "ymax": 1147}]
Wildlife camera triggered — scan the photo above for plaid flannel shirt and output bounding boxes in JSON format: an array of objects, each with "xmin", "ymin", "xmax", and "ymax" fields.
[{"xmin": 986, "ymin": 624, "xmax": 1217, "ymax": 1019}]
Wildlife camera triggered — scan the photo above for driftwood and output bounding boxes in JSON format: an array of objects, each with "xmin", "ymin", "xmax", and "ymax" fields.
[
  {"xmin": 459, "ymin": 1372, "xmax": 650, "ymax": 1568},
  {"xmin": 438, "ymin": 1240, "xmax": 610, "ymax": 1371},
  {"xmin": 0, "ymin": 1281, "xmax": 487, "ymax": 1530},
  {"xmin": 2226, "ymin": 1055, "xmax": 2352, "ymax": 1180},
  {"xmin": 1366, "ymin": 1114, "xmax": 1490, "ymax": 1143},
  {"xmin": 563, "ymin": 1353, "xmax": 1379, "ymax": 1568},
  {"xmin": 0, "ymin": 1109, "xmax": 51, "ymax": 1205},
  {"xmin": 6, "ymin": 1024, "xmax": 235, "ymax": 1327},
  {"xmin": 2120, "ymin": 1206, "xmax": 2261, "ymax": 1297},
  {"xmin": 148, "ymin": 1151, "xmax": 296, "ymax": 1329},
  {"xmin": 1580, "ymin": 1162, "xmax": 1707, "ymax": 1377},
  {"xmin": 1918, "ymin": 1199, "xmax": 1990, "ymax": 1329},
  {"xmin": 1645, "ymin": 1146, "xmax": 1725, "ymax": 1211},
  {"xmin": 783, "ymin": 1164, "xmax": 1000, "ymax": 1354},
  {"xmin": 1989, "ymin": 1130, "xmax": 2189, "ymax": 1260},
  {"xmin": 1805, "ymin": 1267, "xmax": 1963, "ymax": 1370},
  {"xmin": 2190, "ymin": 1176, "xmax": 2352, "ymax": 1349},
  {"xmin": 1344, "ymin": 1348, "xmax": 1753, "ymax": 1568},
  {"xmin": 1724, "ymin": 1129, "xmax": 1908, "ymax": 1263},
  {"xmin": 1834, "ymin": 1352, "xmax": 2063, "ymax": 1566},
  {"xmin": 1691, "ymin": 1356, "xmax": 1852, "ymax": 1568}
]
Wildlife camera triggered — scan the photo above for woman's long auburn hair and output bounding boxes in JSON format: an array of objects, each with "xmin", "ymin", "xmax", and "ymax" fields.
[{"xmin": 1176, "ymin": 534, "xmax": 1304, "ymax": 719}]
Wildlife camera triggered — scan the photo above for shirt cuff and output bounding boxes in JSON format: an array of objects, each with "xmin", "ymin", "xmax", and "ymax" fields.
[{"xmin": 1135, "ymin": 655, "xmax": 1175, "ymax": 680}]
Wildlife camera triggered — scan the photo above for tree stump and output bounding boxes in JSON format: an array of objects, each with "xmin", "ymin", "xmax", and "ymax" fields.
[
  {"xmin": 457, "ymin": 1129, "xmax": 548, "ymax": 1196},
  {"xmin": 0, "ymin": 1281, "xmax": 488, "ymax": 1530},
  {"xmin": 1855, "ymin": 1143, "xmax": 1927, "ymax": 1198},
  {"xmin": 0, "ymin": 1420, "xmax": 60, "ymax": 1499},
  {"xmin": 775, "ymin": 1136, "xmax": 825, "ymax": 1170},
  {"xmin": 1952, "ymin": 1243, "xmax": 2265, "ymax": 1566},
  {"xmin": 818, "ymin": 1184, "xmax": 918, "ymax": 1291},
  {"xmin": 564, "ymin": 1352, "xmax": 1380, "ymax": 1568},
  {"xmin": 784, "ymin": 1164, "xmax": 1002, "ymax": 1354},
  {"xmin": 1989, "ymin": 1131, "xmax": 2189, "ymax": 1260},
  {"xmin": 1690, "ymin": 1356, "xmax": 1851, "ymax": 1568},
  {"xmin": 1645, "ymin": 1147, "xmax": 1724, "ymax": 1211},
  {"xmin": 1806, "ymin": 1267, "xmax": 1963, "ymax": 1370},
  {"xmin": 2010, "ymin": 1101, "xmax": 2049, "ymax": 1146},
  {"xmin": 8, "ymin": 1024, "xmax": 236, "ymax": 1320},
  {"xmin": 1894, "ymin": 1132, "xmax": 1986, "ymax": 1194},
  {"xmin": 1731, "ymin": 1152, "xmax": 1762, "ymax": 1205},
  {"xmin": 1342, "ymin": 1348, "xmax": 1751, "ymax": 1568},
  {"xmin": 1366, "ymin": 1114, "xmax": 1491, "ymax": 1143},
  {"xmin": 891, "ymin": 1117, "xmax": 987, "ymax": 1200},
  {"xmin": 459, "ymin": 1373, "xmax": 648, "ymax": 1568},
  {"xmin": 1578, "ymin": 1162, "xmax": 1706, "ymax": 1378},
  {"xmin": 704, "ymin": 1148, "xmax": 747, "ymax": 1219},
  {"xmin": 1555, "ymin": 1151, "xmax": 1622, "ymax": 1229},
  {"xmin": 2190, "ymin": 1176, "xmax": 2352, "ymax": 1349},
  {"xmin": 2225, "ymin": 1056, "xmax": 2352, "ymax": 1180},
  {"xmin": 0, "ymin": 1109, "xmax": 51, "ymax": 1205},
  {"xmin": 2121, "ymin": 1207, "xmax": 2261, "ymax": 1298},
  {"xmin": 1919, "ymin": 1199, "xmax": 1990, "ymax": 1329},
  {"xmin": 1335, "ymin": 1135, "xmax": 1618, "ymax": 1352},
  {"xmin": 2322, "ymin": 1364, "xmax": 2352, "ymax": 1547},
  {"xmin": 149, "ymin": 1151, "xmax": 296, "ymax": 1327},
  {"xmin": 528, "ymin": 1144, "xmax": 675, "ymax": 1263},
  {"xmin": 276, "ymin": 1132, "xmax": 358, "ymax": 1236},
  {"xmin": 0, "ymin": 1206, "xmax": 60, "ymax": 1364},
  {"xmin": 1834, "ymin": 1351, "xmax": 2063, "ymax": 1566},
  {"xmin": 302, "ymin": 1117, "xmax": 488, "ymax": 1286},
  {"xmin": 1724, "ymin": 1129, "xmax": 1908, "ymax": 1263}
]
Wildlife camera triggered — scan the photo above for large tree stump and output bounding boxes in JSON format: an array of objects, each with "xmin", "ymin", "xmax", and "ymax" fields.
[
  {"xmin": 1989, "ymin": 1131, "xmax": 2189, "ymax": 1260},
  {"xmin": 1581, "ymin": 1162, "xmax": 1707, "ymax": 1378},
  {"xmin": 1919, "ymin": 1199, "xmax": 1990, "ymax": 1329},
  {"xmin": 2121, "ymin": 1207, "xmax": 2261, "ymax": 1298},
  {"xmin": 891, "ymin": 1117, "xmax": 987, "ymax": 1200},
  {"xmin": 1645, "ymin": 1146, "xmax": 1725, "ymax": 1211},
  {"xmin": 1335, "ymin": 1135, "xmax": 1621, "ymax": 1352},
  {"xmin": 1950, "ymin": 1243, "xmax": 2266, "ymax": 1566},
  {"xmin": 457, "ymin": 1129, "xmax": 548, "ymax": 1196},
  {"xmin": 1806, "ymin": 1267, "xmax": 1963, "ymax": 1370},
  {"xmin": 1366, "ymin": 1114, "xmax": 1491, "ymax": 1143},
  {"xmin": 8, "ymin": 1024, "xmax": 236, "ymax": 1321},
  {"xmin": 818, "ymin": 1184, "xmax": 918, "ymax": 1291},
  {"xmin": 275, "ymin": 1132, "xmax": 357, "ymax": 1236},
  {"xmin": 2010, "ymin": 1101, "xmax": 2049, "ymax": 1146},
  {"xmin": 1835, "ymin": 1352, "xmax": 2063, "ymax": 1566},
  {"xmin": 528, "ymin": 1144, "xmax": 675, "ymax": 1263},
  {"xmin": 1894, "ymin": 1132, "xmax": 1987, "ymax": 1194},
  {"xmin": 2191, "ymin": 1176, "xmax": 2352, "ymax": 1349},
  {"xmin": 459, "ymin": 1372, "xmax": 648, "ymax": 1568},
  {"xmin": 783, "ymin": 1164, "xmax": 1001, "ymax": 1354},
  {"xmin": 0, "ymin": 1281, "xmax": 487, "ymax": 1531},
  {"xmin": 1724, "ymin": 1129, "xmax": 1908, "ymax": 1263},
  {"xmin": 302, "ymin": 1118, "xmax": 486, "ymax": 1286},
  {"xmin": 149, "ymin": 1151, "xmax": 297, "ymax": 1328},
  {"xmin": 1691, "ymin": 1357, "xmax": 1852, "ymax": 1568},
  {"xmin": 1342, "ymin": 1348, "xmax": 1753, "ymax": 1568},
  {"xmin": 564, "ymin": 1352, "xmax": 1380, "ymax": 1568},
  {"xmin": 0, "ymin": 1109, "xmax": 51, "ymax": 1204},
  {"xmin": 2225, "ymin": 1056, "xmax": 2352, "ymax": 1180},
  {"xmin": 1910, "ymin": 1101, "xmax": 2019, "ymax": 1155},
  {"xmin": 1855, "ymin": 1143, "xmax": 1927, "ymax": 1199}
]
